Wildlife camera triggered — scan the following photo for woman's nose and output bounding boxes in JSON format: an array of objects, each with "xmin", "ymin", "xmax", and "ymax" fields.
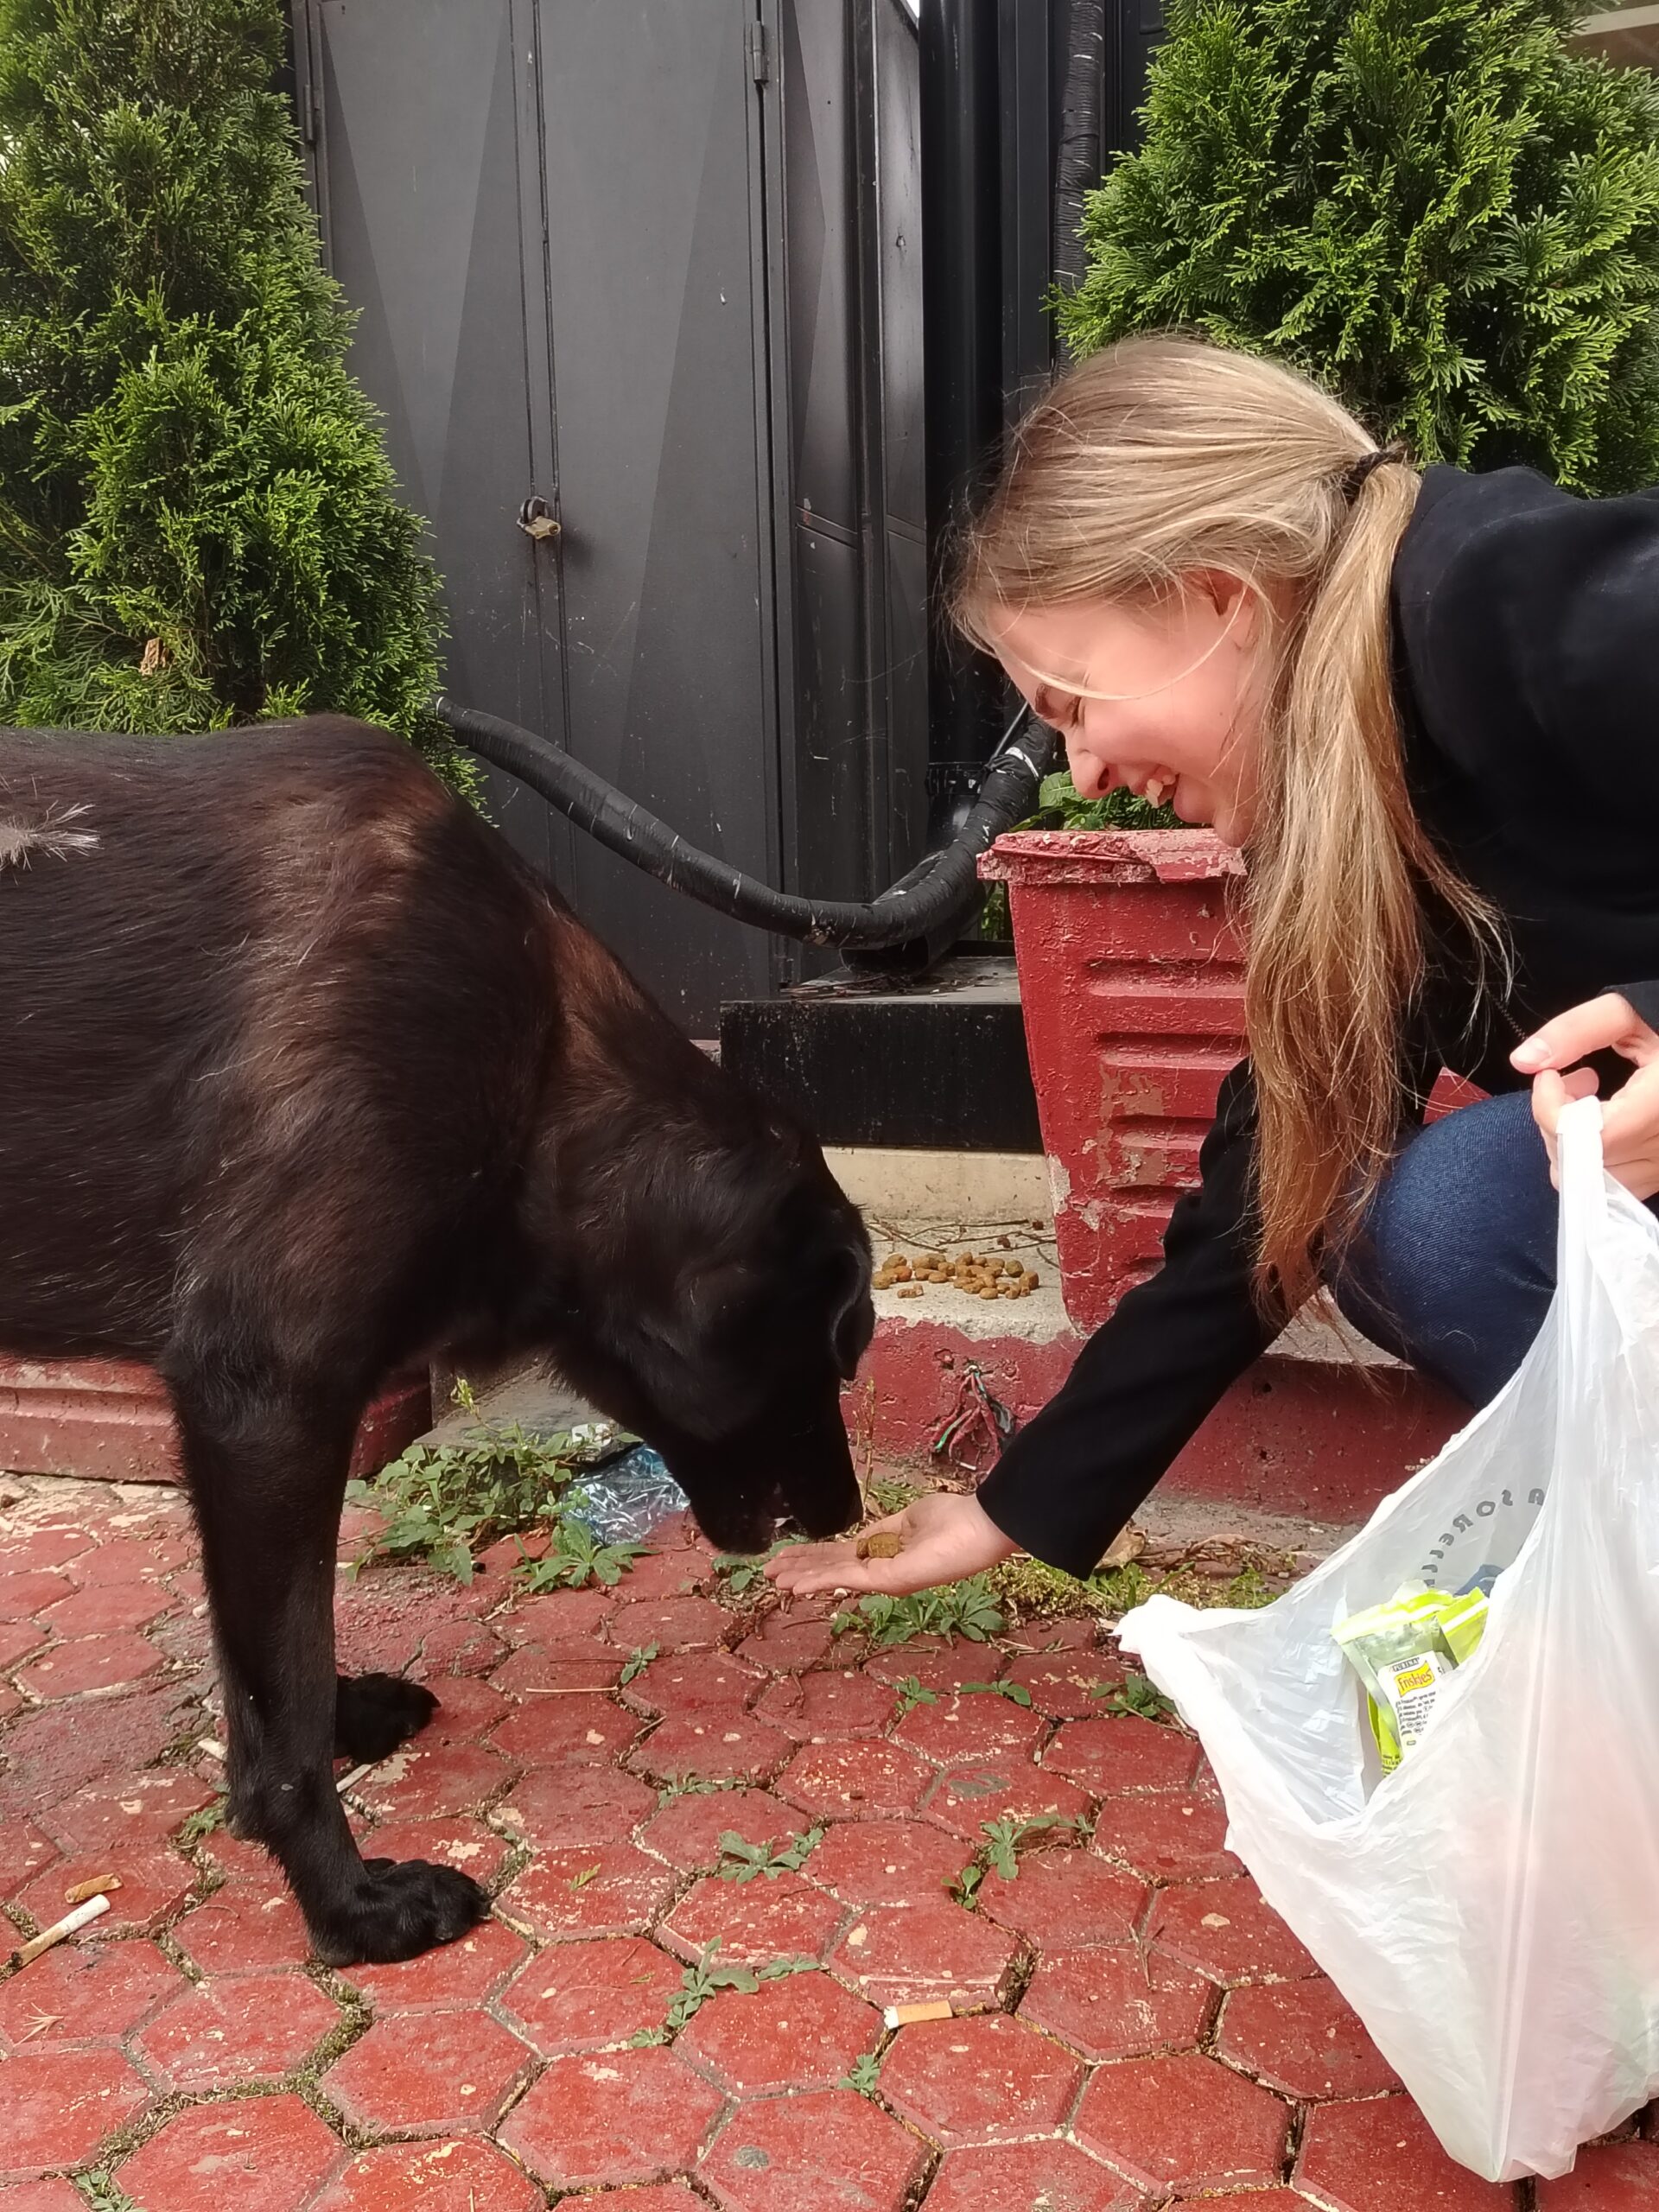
[{"xmin": 1066, "ymin": 741, "xmax": 1109, "ymax": 798}]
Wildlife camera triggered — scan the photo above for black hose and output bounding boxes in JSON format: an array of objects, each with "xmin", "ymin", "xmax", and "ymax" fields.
[{"xmin": 433, "ymin": 696, "xmax": 1058, "ymax": 953}]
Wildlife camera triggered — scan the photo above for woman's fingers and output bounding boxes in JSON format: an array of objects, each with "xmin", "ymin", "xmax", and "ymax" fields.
[{"xmin": 1513, "ymin": 992, "xmax": 1659, "ymax": 1075}]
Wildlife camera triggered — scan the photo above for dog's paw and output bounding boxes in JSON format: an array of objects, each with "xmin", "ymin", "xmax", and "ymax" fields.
[
  {"xmin": 334, "ymin": 1673, "xmax": 439, "ymax": 1764},
  {"xmin": 308, "ymin": 1855, "xmax": 488, "ymax": 1965}
]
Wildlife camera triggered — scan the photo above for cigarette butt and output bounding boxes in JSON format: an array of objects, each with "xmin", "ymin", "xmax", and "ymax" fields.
[
  {"xmin": 11, "ymin": 1891, "xmax": 111, "ymax": 1968},
  {"xmin": 883, "ymin": 2000, "xmax": 952, "ymax": 2028},
  {"xmin": 63, "ymin": 1876, "xmax": 121, "ymax": 1906},
  {"xmin": 198, "ymin": 1736, "xmax": 226, "ymax": 1762},
  {"xmin": 336, "ymin": 1763, "xmax": 375, "ymax": 1796}
]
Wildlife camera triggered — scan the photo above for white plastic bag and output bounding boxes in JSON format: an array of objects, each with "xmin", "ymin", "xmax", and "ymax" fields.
[{"xmin": 1117, "ymin": 1098, "xmax": 1659, "ymax": 2182}]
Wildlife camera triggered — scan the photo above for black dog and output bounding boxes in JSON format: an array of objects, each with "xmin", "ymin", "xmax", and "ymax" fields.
[{"xmin": 0, "ymin": 718, "xmax": 872, "ymax": 1962}]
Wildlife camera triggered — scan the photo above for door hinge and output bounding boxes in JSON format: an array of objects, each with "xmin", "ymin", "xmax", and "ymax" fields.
[{"xmin": 747, "ymin": 22, "xmax": 769, "ymax": 83}]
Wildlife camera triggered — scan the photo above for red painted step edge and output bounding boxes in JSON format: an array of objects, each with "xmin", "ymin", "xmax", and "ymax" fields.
[{"xmin": 0, "ymin": 1359, "xmax": 430, "ymax": 1485}]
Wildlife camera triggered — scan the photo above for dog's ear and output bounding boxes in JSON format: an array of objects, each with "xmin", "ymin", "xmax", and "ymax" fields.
[{"xmin": 826, "ymin": 1242, "xmax": 874, "ymax": 1382}]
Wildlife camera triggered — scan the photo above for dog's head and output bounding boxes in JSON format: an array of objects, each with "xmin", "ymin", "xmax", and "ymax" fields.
[{"xmin": 537, "ymin": 1084, "xmax": 872, "ymax": 1554}]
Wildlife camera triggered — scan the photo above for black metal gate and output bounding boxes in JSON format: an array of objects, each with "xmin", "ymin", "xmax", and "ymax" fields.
[{"xmin": 292, "ymin": 0, "xmax": 929, "ymax": 1032}]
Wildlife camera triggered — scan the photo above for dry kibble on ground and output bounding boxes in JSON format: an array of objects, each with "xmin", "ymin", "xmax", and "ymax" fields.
[{"xmin": 856, "ymin": 1531, "xmax": 906, "ymax": 1559}]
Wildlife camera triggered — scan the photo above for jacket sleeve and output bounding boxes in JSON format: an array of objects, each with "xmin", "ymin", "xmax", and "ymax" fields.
[{"xmin": 976, "ymin": 1060, "xmax": 1277, "ymax": 1579}]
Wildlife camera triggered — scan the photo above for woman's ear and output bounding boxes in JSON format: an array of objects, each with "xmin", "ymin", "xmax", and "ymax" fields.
[{"xmin": 1189, "ymin": 568, "xmax": 1262, "ymax": 647}]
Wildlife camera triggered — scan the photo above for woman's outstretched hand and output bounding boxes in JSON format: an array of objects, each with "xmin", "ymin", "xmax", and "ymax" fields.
[
  {"xmin": 1512, "ymin": 991, "xmax": 1659, "ymax": 1198},
  {"xmin": 766, "ymin": 1489, "xmax": 1020, "ymax": 1599}
]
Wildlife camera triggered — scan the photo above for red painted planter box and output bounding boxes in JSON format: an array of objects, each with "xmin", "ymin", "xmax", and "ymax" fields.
[
  {"xmin": 981, "ymin": 830, "xmax": 1248, "ymax": 1333},
  {"xmin": 981, "ymin": 829, "xmax": 1485, "ymax": 1337},
  {"xmin": 0, "ymin": 1359, "xmax": 431, "ymax": 1487}
]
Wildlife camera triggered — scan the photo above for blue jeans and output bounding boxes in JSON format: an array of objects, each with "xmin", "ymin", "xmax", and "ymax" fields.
[{"xmin": 1328, "ymin": 1090, "xmax": 1567, "ymax": 1406}]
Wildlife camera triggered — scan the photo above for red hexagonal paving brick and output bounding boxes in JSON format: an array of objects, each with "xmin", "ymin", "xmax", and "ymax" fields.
[
  {"xmin": 1538, "ymin": 2141, "xmax": 1659, "ymax": 2205},
  {"xmin": 976, "ymin": 1846, "xmax": 1147, "ymax": 1949},
  {"xmin": 776, "ymin": 1740, "xmax": 938, "ymax": 1821},
  {"xmin": 642, "ymin": 1785, "xmax": 803, "ymax": 1872},
  {"xmin": 0, "ymin": 1528, "xmax": 95, "ymax": 1573},
  {"xmin": 858, "ymin": 1643, "xmax": 995, "ymax": 1694},
  {"xmin": 14, "ymin": 1847, "xmax": 195, "ymax": 1937},
  {"xmin": 345, "ymin": 1914, "xmax": 531, "ymax": 2012},
  {"xmin": 1147, "ymin": 1874, "xmax": 1319, "ymax": 1986},
  {"xmin": 0, "ymin": 1680, "xmax": 191, "ymax": 1818},
  {"xmin": 1090, "ymin": 1789, "xmax": 1238, "ymax": 1883},
  {"xmin": 37, "ymin": 1580, "xmax": 171, "ymax": 1639},
  {"xmin": 406, "ymin": 1674, "xmax": 510, "ymax": 1745},
  {"xmin": 353, "ymin": 1741, "xmax": 516, "ymax": 1821},
  {"xmin": 1020, "ymin": 1944, "xmax": 1218, "ymax": 2061},
  {"xmin": 829, "ymin": 1895, "xmax": 1020, "ymax": 2010},
  {"xmin": 1297, "ymin": 2094, "xmax": 1517, "ymax": 2209},
  {"xmin": 0, "ymin": 1821, "xmax": 59, "ymax": 1899},
  {"xmin": 893, "ymin": 1691, "xmax": 1049, "ymax": 1769},
  {"xmin": 489, "ymin": 1642, "xmax": 622, "ymax": 1698},
  {"xmin": 753, "ymin": 1669, "xmax": 899, "ymax": 1743},
  {"xmin": 1218, "ymin": 1975, "xmax": 1402, "ymax": 2100},
  {"xmin": 313, "ymin": 2138, "xmax": 544, "ymax": 2212},
  {"xmin": 879, "ymin": 2010, "xmax": 1084, "ymax": 2144},
  {"xmin": 922, "ymin": 2140, "xmax": 1145, "ymax": 2212},
  {"xmin": 625, "ymin": 1650, "xmax": 763, "ymax": 1718},
  {"xmin": 736, "ymin": 1614, "xmax": 837, "ymax": 1671},
  {"xmin": 1041, "ymin": 1714, "xmax": 1200, "ymax": 1795},
  {"xmin": 925, "ymin": 1761, "xmax": 1095, "ymax": 1842},
  {"xmin": 0, "ymin": 2045, "xmax": 149, "ymax": 2175},
  {"xmin": 359, "ymin": 1815, "xmax": 513, "ymax": 1885},
  {"xmin": 662, "ymin": 1870, "xmax": 848, "ymax": 1968},
  {"xmin": 16, "ymin": 1631, "xmax": 164, "ymax": 1700},
  {"xmin": 501, "ymin": 1932, "xmax": 684, "ymax": 2055},
  {"xmin": 500, "ymin": 1840, "xmax": 677, "ymax": 1940},
  {"xmin": 417, "ymin": 1616, "xmax": 508, "ymax": 1676},
  {"xmin": 323, "ymin": 2005, "xmax": 537, "ymax": 2134},
  {"xmin": 499, "ymin": 2044, "xmax": 727, "ymax": 2190},
  {"xmin": 0, "ymin": 1936, "xmax": 181, "ymax": 2046},
  {"xmin": 76, "ymin": 1533, "xmax": 191, "ymax": 1583},
  {"xmin": 632, "ymin": 1711, "xmax": 792, "ymax": 1788},
  {"xmin": 0, "ymin": 2181, "xmax": 88, "ymax": 2211},
  {"xmin": 497, "ymin": 1760, "xmax": 657, "ymax": 1850},
  {"xmin": 488, "ymin": 1694, "xmax": 641, "ymax": 1765},
  {"xmin": 1001, "ymin": 1647, "xmax": 1124, "ymax": 1719},
  {"xmin": 115, "ymin": 2093, "xmax": 343, "ymax": 2212},
  {"xmin": 174, "ymin": 1891, "xmax": 312, "ymax": 1974},
  {"xmin": 607, "ymin": 1594, "xmax": 732, "ymax": 1650},
  {"xmin": 612, "ymin": 1546, "xmax": 709, "ymax": 1601},
  {"xmin": 497, "ymin": 1587, "xmax": 620, "ymax": 1644},
  {"xmin": 0, "ymin": 1618, "xmax": 49, "ymax": 1669},
  {"xmin": 701, "ymin": 2086, "xmax": 928, "ymax": 2212},
  {"xmin": 678, "ymin": 1967, "xmax": 882, "ymax": 2094},
  {"xmin": 41, "ymin": 1766, "xmax": 215, "ymax": 1855},
  {"xmin": 804, "ymin": 1815, "xmax": 966, "ymax": 1906},
  {"xmin": 0, "ymin": 1570, "xmax": 73, "ymax": 1621},
  {"xmin": 135, "ymin": 1969, "xmax": 340, "ymax": 2088},
  {"xmin": 1072, "ymin": 2050, "xmax": 1290, "ymax": 2194}
]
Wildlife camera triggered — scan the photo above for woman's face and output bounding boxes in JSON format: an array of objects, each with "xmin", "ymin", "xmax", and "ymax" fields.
[{"xmin": 985, "ymin": 573, "xmax": 1270, "ymax": 849}]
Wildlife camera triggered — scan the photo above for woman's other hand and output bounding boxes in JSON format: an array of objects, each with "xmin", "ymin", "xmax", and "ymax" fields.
[
  {"xmin": 766, "ymin": 1490, "xmax": 1020, "ymax": 1599},
  {"xmin": 1512, "ymin": 992, "xmax": 1659, "ymax": 1197}
]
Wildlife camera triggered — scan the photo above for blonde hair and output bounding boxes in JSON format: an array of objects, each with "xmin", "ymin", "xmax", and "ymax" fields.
[{"xmin": 955, "ymin": 334, "xmax": 1503, "ymax": 1313}]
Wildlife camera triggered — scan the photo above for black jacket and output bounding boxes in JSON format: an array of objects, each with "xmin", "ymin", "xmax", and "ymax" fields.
[{"xmin": 977, "ymin": 462, "xmax": 1659, "ymax": 1578}]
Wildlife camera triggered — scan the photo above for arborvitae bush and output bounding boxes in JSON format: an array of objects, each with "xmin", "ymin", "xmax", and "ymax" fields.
[
  {"xmin": 1059, "ymin": 0, "xmax": 1659, "ymax": 493},
  {"xmin": 0, "ymin": 0, "xmax": 465, "ymax": 776}
]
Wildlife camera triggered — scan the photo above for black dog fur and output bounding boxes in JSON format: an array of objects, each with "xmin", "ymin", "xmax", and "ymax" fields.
[{"xmin": 0, "ymin": 718, "xmax": 872, "ymax": 1963}]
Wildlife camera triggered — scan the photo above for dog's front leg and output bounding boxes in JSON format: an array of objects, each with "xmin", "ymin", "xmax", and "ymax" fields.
[{"xmin": 169, "ymin": 1359, "xmax": 488, "ymax": 1965}]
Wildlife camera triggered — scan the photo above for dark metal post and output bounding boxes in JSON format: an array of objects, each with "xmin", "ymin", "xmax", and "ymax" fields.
[{"xmin": 918, "ymin": 0, "xmax": 1008, "ymax": 828}]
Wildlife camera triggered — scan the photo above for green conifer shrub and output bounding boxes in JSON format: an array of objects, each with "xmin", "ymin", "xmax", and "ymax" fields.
[
  {"xmin": 0, "ymin": 0, "xmax": 466, "ymax": 779},
  {"xmin": 1059, "ymin": 0, "xmax": 1659, "ymax": 493}
]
